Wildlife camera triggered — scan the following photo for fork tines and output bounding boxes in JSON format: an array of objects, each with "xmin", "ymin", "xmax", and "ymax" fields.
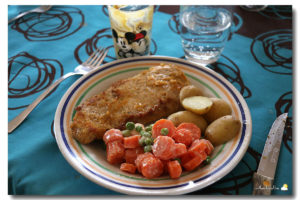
[{"xmin": 84, "ymin": 48, "xmax": 108, "ymax": 68}]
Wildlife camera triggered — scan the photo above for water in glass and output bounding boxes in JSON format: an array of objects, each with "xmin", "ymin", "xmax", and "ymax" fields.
[{"xmin": 180, "ymin": 6, "xmax": 232, "ymax": 64}]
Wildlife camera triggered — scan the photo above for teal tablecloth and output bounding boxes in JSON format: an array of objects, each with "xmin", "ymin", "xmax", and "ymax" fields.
[{"xmin": 8, "ymin": 5, "xmax": 293, "ymax": 195}]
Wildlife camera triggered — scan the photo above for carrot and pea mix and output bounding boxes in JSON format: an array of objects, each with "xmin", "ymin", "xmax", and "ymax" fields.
[{"xmin": 103, "ymin": 119, "xmax": 214, "ymax": 179}]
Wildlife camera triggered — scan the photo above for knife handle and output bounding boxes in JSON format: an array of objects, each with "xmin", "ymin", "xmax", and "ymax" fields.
[{"xmin": 252, "ymin": 172, "xmax": 274, "ymax": 195}]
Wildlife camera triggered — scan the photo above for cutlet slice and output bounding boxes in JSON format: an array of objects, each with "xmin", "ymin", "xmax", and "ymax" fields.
[{"xmin": 71, "ymin": 64, "xmax": 189, "ymax": 144}]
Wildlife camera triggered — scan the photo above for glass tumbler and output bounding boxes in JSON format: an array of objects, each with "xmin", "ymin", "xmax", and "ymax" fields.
[
  {"xmin": 179, "ymin": 6, "xmax": 233, "ymax": 64},
  {"xmin": 108, "ymin": 5, "xmax": 154, "ymax": 59}
]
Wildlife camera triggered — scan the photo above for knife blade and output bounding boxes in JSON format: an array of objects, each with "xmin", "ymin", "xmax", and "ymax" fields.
[{"xmin": 252, "ymin": 113, "xmax": 288, "ymax": 195}]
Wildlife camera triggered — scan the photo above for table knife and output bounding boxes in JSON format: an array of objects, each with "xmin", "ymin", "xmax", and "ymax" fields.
[{"xmin": 252, "ymin": 113, "xmax": 288, "ymax": 195}]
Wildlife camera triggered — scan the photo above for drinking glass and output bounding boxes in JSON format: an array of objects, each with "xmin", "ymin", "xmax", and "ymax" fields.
[
  {"xmin": 108, "ymin": 5, "xmax": 154, "ymax": 59},
  {"xmin": 179, "ymin": 6, "xmax": 233, "ymax": 64}
]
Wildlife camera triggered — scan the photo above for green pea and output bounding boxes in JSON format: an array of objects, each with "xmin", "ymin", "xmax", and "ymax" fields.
[
  {"xmin": 140, "ymin": 130, "xmax": 146, "ymax": 135},
  {"xmin": 205, "ymin": 156, "xmax": 211, "ymax": 164},
  {"xmin": 144, "ymin": 137, "xmax": 153, "ymax": 145},
  {"xmin": 161, "ymin": 128, "xmax": 169, "ymax": 136},
  {"xmin": 122, "ymin": 130, "xmax": 131, "ymax": 137},
  {"xmin": 139, "ymin": 136, "xmax": 146, "ymax": 146},
  {"xmin": 140, "ymin": 130, "xmax": 151, "ymax": 138},
  {"xmin": 144, "ymin": 145, "xmax": 152, "ymax": 152},
  {"xmin": 145, "ymin": 126, "xmax": 152, "ymax": 132},
  {"xmin": 135, "ymin": 125, "xmax": 143, "ymax": 132},
  {"xmin": 126, "ymin": 122, "xmax": 135, "ymax": 130},
  {"xmin": 144, "ymin": 132, "xmax": 152, "ymax": 138}
]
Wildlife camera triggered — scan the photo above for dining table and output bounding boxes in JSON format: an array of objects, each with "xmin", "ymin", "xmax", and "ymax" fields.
[{"xmin": 8, "ymin": 5, "xmax": 293, "ymax": 195}]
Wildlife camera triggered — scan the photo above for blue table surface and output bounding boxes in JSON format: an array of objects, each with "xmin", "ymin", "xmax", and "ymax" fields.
[{"xmin": 8, "ymin": 5, "xmax": 293, "ymax": 195}]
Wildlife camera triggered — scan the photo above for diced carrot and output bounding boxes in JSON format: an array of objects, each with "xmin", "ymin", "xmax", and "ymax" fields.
[
  {"xmin": 152, "ymin": 119, "xmax": 176, "ymax": 138},
  {"xmin": 189, "ymin": 139, "xmax": 214, "ymax": 156},
  {"xmin": 135, "ymin": 152, "xmax": 154, "ymax": 172},
  {"xmin": 172, "ymin": 129, "xmax": 193, "ymax": 146},
  {"xmin": 125, "ymin": 147, "xmax": 144, "ymax": 164},
  {"xmin": 160, "ymin": 159, "xmax": 170, "ymax": 174},
  {"xmin": 167, "ymin": 160, "xmax": 182, "ymax": 179},
  {"xmin": 120, "ymin": 163, "xmax": 137, "ymax": 174},
  {"xmin": 124, "ymin": 135, "xmax": 141, "ymax": 149},
  {"xmin": 172, "ymin": 143, "xmax": 187, "ymax": 158},
  {"xmin": 188, "ymin": 139, "xmax": 208, "ymax": 156},
  {"xmin": 180, "ymin": 151, "xmax": 195, "ymax": 165},
  {"xmin": 177, "ymin": 123, "xmax": 201, "ymax": 141},
  {"xmin": 182, "ymin": 152, "xmax": 207, "ymax": 171},
  {"xmin": 103, "ymin": 129, "xmax": 123, "ymax": 144},
  {"xmin": 190, "ymin": 139, "xmax": 200, "ymax": 149},
  {"xmin": 204, "ymin": 139, "xmax": 214, "ymax": 155},
  {"xmin": 152, "ymin": 136, "xmax": 175, "ymax": 160},
  {"xmin": 125, "ymin": 149, "xmax": 136, "ymax": 164},
  {"xmin": 140, "ymin": 156, "xmax": 164, "ymax": 179},
  {"xmin": 106, "ymin": 140, "xmax": 125, "ymax": 164},
  {"xmin": 180, "ymin": 139, "xmax": 213, "ymax": 170}
]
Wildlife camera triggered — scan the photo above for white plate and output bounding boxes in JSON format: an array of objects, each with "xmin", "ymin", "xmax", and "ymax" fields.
[{"xmin": 54, "ymin": 56, "xmax": 252, "ymax": 195}]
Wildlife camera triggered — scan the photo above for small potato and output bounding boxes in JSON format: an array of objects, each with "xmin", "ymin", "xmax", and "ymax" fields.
[
  {"xmin": 205, "ymin": 115, "xmax": 241, "ymax": 146},
  {"xmin": 182, "ymin": 96, "xmax": 213, "ymax": 115},
  {"xmin": 180, "ymin": 85, "xmax": 203, "ymax": 103},
  {"xmin": 204, "ymin": 98, "xmax": 232, "ymax": 123},
  {"xmin": 168, "ymin": 111, "xmax": 208, "ymax": 133}
]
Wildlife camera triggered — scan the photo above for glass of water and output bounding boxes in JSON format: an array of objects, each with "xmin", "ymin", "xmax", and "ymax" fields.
[{"xmin": 179, "ymin": 6, "xmax": 232, "ymax": 64}]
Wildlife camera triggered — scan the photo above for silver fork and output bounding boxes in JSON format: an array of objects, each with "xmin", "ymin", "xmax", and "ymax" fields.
[
  {"xmin": 8, "ymin": 5, "xmax": 52, "ymax": 24},
  {"xmin": 8, "ymin": 47, "xmax": 108, "ymax": 133}
]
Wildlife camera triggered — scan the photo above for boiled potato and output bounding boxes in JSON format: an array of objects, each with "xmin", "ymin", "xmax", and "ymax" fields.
[
  {"xmin": 205, "ymin": 115, "xmax": 241, "ymax": 146},
  {"xmin": 180, "ymin": 85, "xmax": 203, "ymax": 103},
  {"xmin": 182, "ymin": 96, "xmax": 213, "ymax": 115},
  {"xmin": 204, "ymin": 98, "xmax": 232, "ymax": 123},
  {"xmin": 168, "ymin": 110, "xmax": 208, "ymax": 132}
]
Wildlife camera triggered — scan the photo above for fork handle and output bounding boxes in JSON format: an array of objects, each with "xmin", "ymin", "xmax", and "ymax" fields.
[
  {"xmin": 8, "ymin": 11, "xmax": 31, "ymax": 24},
  {"xmin": 8, "ymin": 72, "xmax": 77, "ymax": 133}
]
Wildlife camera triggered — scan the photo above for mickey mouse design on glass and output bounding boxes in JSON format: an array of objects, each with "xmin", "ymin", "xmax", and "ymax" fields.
[
  {"xmin": 112, "ymin": 29, "xmax": 149, "ymax": 58},
  {"xmin": 108, "ymin": 5, "xmax": 154, "ymax": 59}
]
